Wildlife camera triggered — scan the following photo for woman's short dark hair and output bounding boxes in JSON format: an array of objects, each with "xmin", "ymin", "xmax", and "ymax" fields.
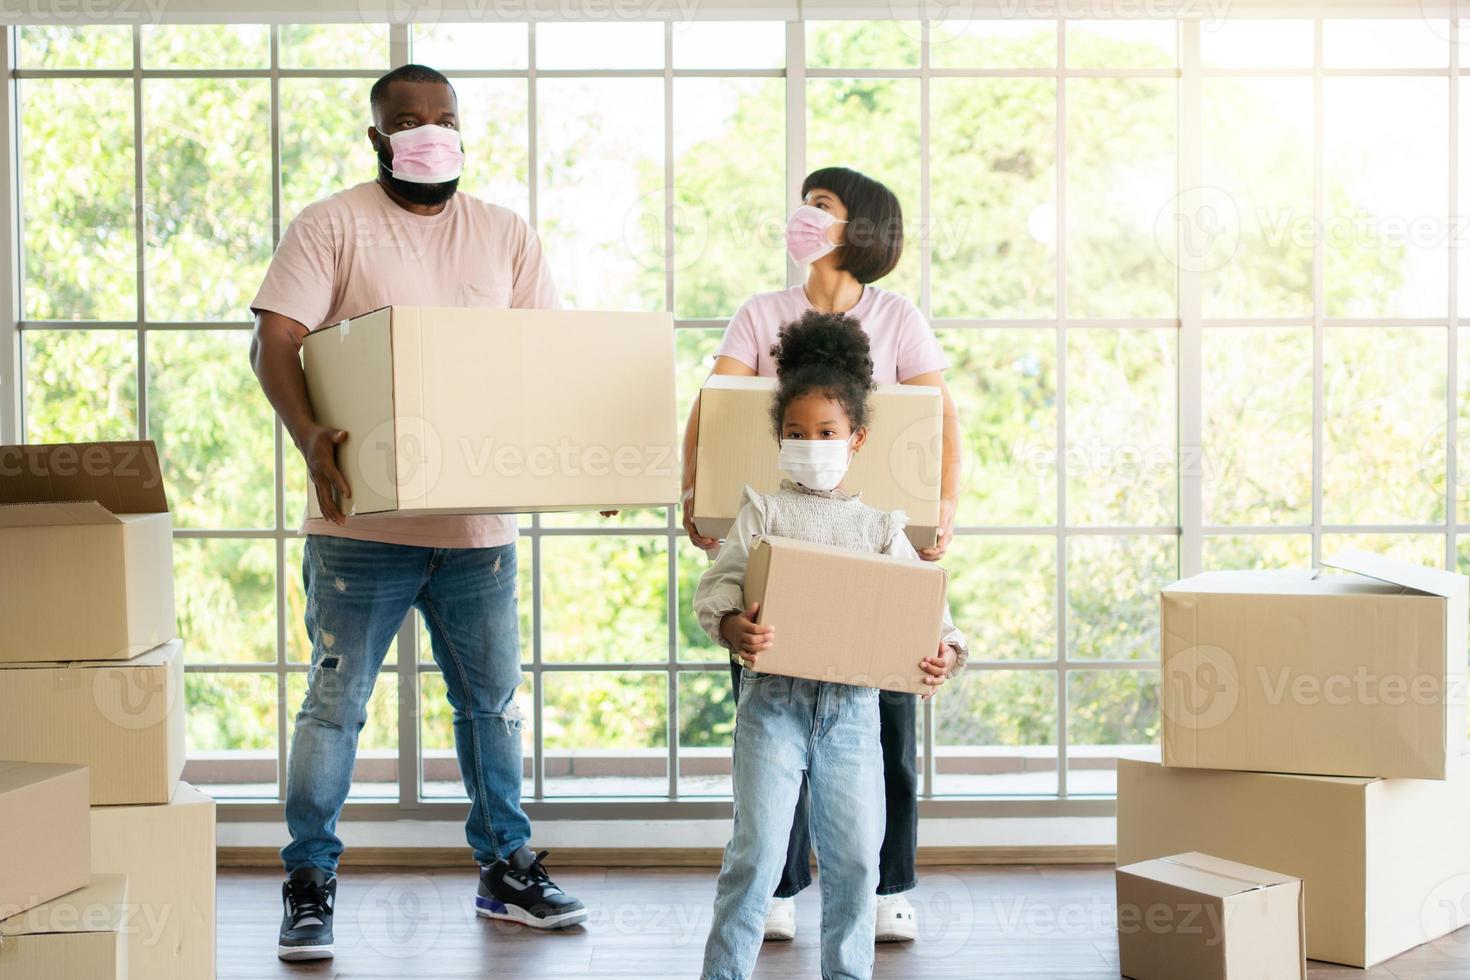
[
  {"xmin": 801, "ymin": 166, "xmax": 903, "ymax": 284},
  {"xmin": 768, "ymin": 309, "xmax": 877, "ymax": 438}
]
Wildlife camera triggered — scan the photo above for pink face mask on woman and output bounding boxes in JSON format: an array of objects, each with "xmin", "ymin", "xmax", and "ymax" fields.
[
  {"xmin": 382, "ymin": 124, "xmax": 464, "ymax": 184},
  {"xmin": 785, "ymin": 204, "xmax": 847, "ymax": 266}
]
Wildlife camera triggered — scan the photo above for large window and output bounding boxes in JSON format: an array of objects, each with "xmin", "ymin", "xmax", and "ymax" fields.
[{"xmin": 7, "ymin": 12, "xmax": 1467, "ymax": 818}]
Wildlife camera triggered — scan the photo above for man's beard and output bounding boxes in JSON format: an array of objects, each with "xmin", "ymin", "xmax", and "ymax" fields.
[{"xmin": 376, "ymin": 147, "xmax": 459, "ymax": 206}]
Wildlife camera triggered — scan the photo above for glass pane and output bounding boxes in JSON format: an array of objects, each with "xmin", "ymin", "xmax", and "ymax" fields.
[
  {"xmin": 930, "ymin": 78, "xmax": 1057, "ymax": 320},
  {"xmin": 806, "ymin": 78, "xmax": 920, "ymax": 301},
  {"xmin": 931, "ymin": 19, "xmax": 1056, "ymax": 69},
  {"xmin": 677, "ymin": 669, "xmax": 736, "ymax": 796},
  {"xmin": 934, "ymin": 669, "xmax": 1057, "ymax": 796},
  {"xmin": 22, "ymin": 331, "xmax": 138, "ymax": 442},
  {"xmin": 280, "ymin": 78, "xmax": 377, "ymax": 225},
  {"xmin": 541, "ymin": 536, "xmax": 668, "ymax": 663},
  {"xmin": 537, "ymin": 77, "xmax": 663, "ymax": 311},
  {"xmin": 284, "ymin": 443, "xmax": 309, "ymax": 532},
  {"xmin": 19, "ymin": 25, "xmax": 132, "ymax": 68},
  {"xmin": 142, "ymin": 25, "xmax": 268, "ymax": 68},
  {"xmin": 678, "ymin": 538, "xmax": 725, "ymax": 663},
  {"xmin": 421, "ymin": 670, "xmax": 533, "ymax": 800},
  {"xmin": 806, "ymin": 20, "xmax": 920, "ymax": 69},
  {"xmin": 1200, "ymin": 19, "xmax": 1313, "ymax": 69},
  {"xmin": 673, "ymin": 78, "xmax": 786, "ymax": 319},
  {"xmin": 1460, "ymin": 326, "xmax": 1470, "ymax": 524},
  {"xmin": 1324, "ymin": 78, "xmax": 1448, "ymax": 318},
  {"xmin": 285, "ymin": 539, "xmax": 401, "ymax": 668},
  {"xmin": 1200, "ymin": 79, "xmax": 1313, "ymax": 318},
  {"xmin": 175, "ymin": 538, "xmax": 275, "ymax": 665},
  {"xmin": 542, "ymin": 671, "xmax": 668, "ymax": 797},
  {"xmin": 286, "ymin": 672, "xmax": 400, "ymax": 800},
  {"xmin": 674, "ymin": 21, "xmax": 784, "ymax": 69},
  {"xmin": 1201, "ymin": 327, "xmax": 1312, "ymax": 526},
  {"xmin": 676, "ymin": 328, "xmax": 720, "ymax": 424},
  {"xmin": 455, "ymin": 79, "xmax": 531, "ymax": 220},
  {"xmin": 943, "ymin": 329, "xmax": 1057, "ymax": 526},
  {"xmin": 946, "ymin": 536, "xmax": 1055, "ymax": 662},
  {"xmin": 536, "ymin": 22, "xmax": 663, "ymax": 69},
  {"xmin": 1066, "ymin": 535, "xmax": 1177, "ymax": 661},
  {"xmin": 146, "ymin": 331, "xmax": 275, "ymax": 529},
  {"xmin": 1066, "ymin": 20, "xmax": 1176, "ymax": 69},
  {"xmin": 1065, "ymin": 329, "xmax": 1177, "ymax": 527},
  {"xmin": 1323, "ymin": 328, "xmax": 1445, "ymax": 525},
  {"xmin": 20, "ymin": 79, "xmax": 135, "ymax": 321},
  {"xmin": 1066, "ymin": 670, "xmax": 1160, "ymax": 797},
  {"xmin": 1324, "ymin": 19, "xmax": 1449, "ymax": 68},
  {"xmin": 143, "ymin": 78, "xmax": 272, "ymax": 322},
  {"xmin": 183, "ymin": 673, "xmax": 278, "ymax": 800},
  {"xmin": 1201, "ymin": 535, "xmax": 1312, "ymax": 571},
  {"xmin": 1066, "ymin": 79, "xmax": 1177, "ymax": 319},
  {"xmin": 412, "ymin": 22, "xmax": 528, "ymax": 69},
  {"xmin": 279, "ymin": 24, "xmax": 389, "ymax": 69},
  {"xmin": 1321, "ymin": 533, "xmax": 1445, "ymax": 567}
]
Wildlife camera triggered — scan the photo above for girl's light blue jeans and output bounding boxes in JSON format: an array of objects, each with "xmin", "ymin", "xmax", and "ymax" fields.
[{"xmin": 701, "ymin": 669, "xmax": 885, "ymax": 980}]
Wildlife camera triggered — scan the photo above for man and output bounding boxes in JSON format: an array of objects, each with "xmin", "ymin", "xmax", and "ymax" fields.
[{"xmin": 249, "ymin": 64, "xmax": 586, "ymax": 963}]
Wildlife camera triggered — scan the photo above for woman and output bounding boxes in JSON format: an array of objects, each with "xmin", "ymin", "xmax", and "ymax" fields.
[{"xmin": 679, "ymin": 166, "xmax": 963, "ymax": 944}]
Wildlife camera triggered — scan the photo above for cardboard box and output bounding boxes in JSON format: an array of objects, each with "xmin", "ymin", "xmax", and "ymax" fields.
[
  {"xmin": 90, "ymin": 781, "xmax": 216, "ymax": 980},
  {"xmin": 1116, "ymin": 851, "xmax": 1305, "ymax": 980},
  {"xmin": 692, "ymin": 375, "xmax": 943, "ymax": 550},
  {"xmin": 0, "ymin": 762, "xmax": 89, "ymax": 920},
  {"xmin": 1160, "ymin": 550, "xmax": 1468, "ymax": 780},
  {"xmin": 1117, "ymin": 758, "xmax": 1470, "ymax": 968},
  {"xmin": 0, "ymin": 440, "xmax": 175, "ymax": 663},
  {"xmin": 301, "ymin": 306, "xmax": 679, "ymax": 517},
  {"xmin": 0, "ymin": 640, "xmax": 184, "ymax": 805},
  {"xmin": 0, "ymin": 874, "xmax": 128, "ymax": 979},
  {"xmin": 742, "ymin": 535, "xmax": 947, "ymax": 695}
]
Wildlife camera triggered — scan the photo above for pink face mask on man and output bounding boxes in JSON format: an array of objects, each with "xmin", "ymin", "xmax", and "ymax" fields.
[
  {"xmin": 382, "ymin": 125, "xmax": 464, "ymax": 184},
  {"xmin": 785, "ymin": 204, "xmax": 847, "ymax": 266}
]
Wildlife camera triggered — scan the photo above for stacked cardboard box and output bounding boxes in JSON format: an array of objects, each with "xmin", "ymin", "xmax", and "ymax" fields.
[
  {"xmin": 1118, "ymin": 550, "xmax": 1470, "ymax": 969},
  {"xmin": 0, "ymin": 441, "xmax": 216, "ymax": 979}
]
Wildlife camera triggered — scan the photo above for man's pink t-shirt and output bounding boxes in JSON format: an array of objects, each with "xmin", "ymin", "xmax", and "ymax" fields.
[
  {"xmin": 250, "ymin": 180, "xmax": 559, "ymax": 550},
  {"xmin": 713, "ymin": 284, "xmax": 948, "ymax": 383}
]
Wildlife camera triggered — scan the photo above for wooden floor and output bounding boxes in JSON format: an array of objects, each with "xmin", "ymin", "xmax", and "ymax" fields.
[{"xmin": 220, "ymin": 865, "xmax": 1470, "ymax": 978}]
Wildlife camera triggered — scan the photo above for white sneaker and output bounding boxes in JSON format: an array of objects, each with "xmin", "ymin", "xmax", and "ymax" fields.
[
  {"xmin": 875, "ymin": 893, "xmax": 918, "ymax": 942},
  {"xmin": 763, "ymin": 896, "xmax": 796, "ymax": 941}
]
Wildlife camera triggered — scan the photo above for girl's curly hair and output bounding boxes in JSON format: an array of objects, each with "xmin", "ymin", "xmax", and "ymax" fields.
[{"xmin": 768, "ymin": 309, "xmax": 877, "ymax": 438}]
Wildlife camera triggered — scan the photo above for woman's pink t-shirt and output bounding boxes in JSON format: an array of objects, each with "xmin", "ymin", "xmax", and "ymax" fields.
[{"xmin": 712, "ymin": 284, "xmax": 948, "ymax": 383}]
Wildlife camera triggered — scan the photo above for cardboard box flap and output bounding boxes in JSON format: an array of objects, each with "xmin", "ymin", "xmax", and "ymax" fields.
[
  {"xmin": 0, "ymin": 441, "xmax": 168, "ymax": 515},
  {"xmin": 1322, "ymin": 549, "xmax": 1468, "ymax": 598},
  {"xmin": 0, "ymin": 499, "xmax": 121, "ymax": 528},
  {"xmin": 0, "ymin": 874, "xmax": 128, "ymax": 936}
]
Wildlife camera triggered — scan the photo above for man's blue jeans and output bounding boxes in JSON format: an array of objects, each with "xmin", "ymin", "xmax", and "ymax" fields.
[
  {"xmin": 701, "ymin": 670, "xmax": 884, "ymax": 980},
  {"xmin": 281, "ymin": 534, "xmax": 529, "ymax": 873}
]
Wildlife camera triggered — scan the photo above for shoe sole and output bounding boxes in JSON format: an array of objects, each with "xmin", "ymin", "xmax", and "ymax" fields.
[
  {"xmin": 763, "ymin": 928, "xmax": 796, "ymax": 942},
  {"xmin": 475, "ymin": 896, "xmax": 588, "ymax": 930},
  {"xmin": 277, "ymin": 943, "xmax": 334, "ymax": 961},
  {"xmin": 875, "ymin": 930, "xmax": 917, "ymax": 943}
]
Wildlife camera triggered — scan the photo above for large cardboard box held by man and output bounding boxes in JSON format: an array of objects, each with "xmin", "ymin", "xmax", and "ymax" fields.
[
  {"xmin": 0, "ymin": 874, "xmax": 128, "ymax": 979},
  {"xmin": 301, "ymin": 306, "xmax": 679, "ymax": 518},
  {"xmin": 1117, "ymin": 758, "xmax": 1470, "ymax": 968},
  {"xmin": 0, "ymin": 441, "xmax": 176, "ymax": 663},
  {"xmin": 1160, "ymin": 551, "xmax": 1468, "ymax": 780},
  {"xmin": 742, "ymin": 535, "xmax": 948, "ymax": 695},
  {"xmin": 0, "ymin": 640, "xmax": 184, "ymax": 805},
  {"xmin": 90, "ymin": 781, "xmax": 216, "ymax": 979},
  {"xmin": 692, "ymin": 375, "xmax": 943, "ymax": 550},
  {"xmin": 0, "ymin": 762, "xmax": 89, "ymax": 920},
  {"xmin": 1116, "ymin": 852, "xmax": 1305, "ymax": 980}
]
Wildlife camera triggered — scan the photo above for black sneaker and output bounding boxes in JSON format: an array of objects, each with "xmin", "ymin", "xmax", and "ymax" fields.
[
  {"xmin": 277, "ymin": 867, "xmax": 336, "ymax": 961},
  {"xmin": 476, "ymin": 847, "xmax": 588, "ymax": 929}
]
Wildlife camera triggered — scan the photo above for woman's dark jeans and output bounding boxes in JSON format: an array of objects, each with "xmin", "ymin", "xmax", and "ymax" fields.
[{"xmin": 728, "ymin": 660, "xmax": 918, "ymax": 897}]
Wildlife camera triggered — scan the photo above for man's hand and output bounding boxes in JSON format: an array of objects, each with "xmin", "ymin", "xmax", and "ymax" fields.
[
  {"xmin": 682, "ymin": 487, "xmax": 719, "ymax": 551},
  {"xmin": 298, "ymin": 424, "xmax": 351, "ymax": 526},
  {"xmin": 721, "ymin": 602, "xmax": 774, "ymax": 667},
  {"xmin": 918, "ymin": 497, "xmax": 957, "ymax": 562},
  {"xmin": 919, "ymin": 640, "xmax": 959, "ymax": 699}
]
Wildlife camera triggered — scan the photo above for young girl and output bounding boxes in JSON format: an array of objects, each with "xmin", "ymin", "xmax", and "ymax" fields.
[{"xmin": 695, "ymin": 310, "xmax": 967, "ymax": 980}]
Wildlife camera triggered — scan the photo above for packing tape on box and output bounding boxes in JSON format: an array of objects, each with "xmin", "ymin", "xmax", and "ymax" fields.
[{"xmin": 1160, "ymin": 855, "xmax": 1275, "ymax": 893}]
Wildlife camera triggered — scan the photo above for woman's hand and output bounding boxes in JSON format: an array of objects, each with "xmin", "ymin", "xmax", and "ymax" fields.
[
  {"xmin": 918, "ymin": 497, "xmax": 957, "ymax": 562},
  {"xmin": 919, "ymin": 640, "xmax": 958, "ymax": 699},
  {"xmin": 682, "ymin": 486, "xmax": 720, "ymax": 551},
  {"xmin": 721, "ymin": 602, "xmax": 774, "ymax": 667}
]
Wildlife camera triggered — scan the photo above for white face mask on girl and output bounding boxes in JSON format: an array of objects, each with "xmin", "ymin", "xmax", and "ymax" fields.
[
  {"xmin": 785, "ymin": 204, "xmax": 847, "ymax": 266},
  {"xmin": 777, "ymin": 435, "xmax": 854, "ymax": 492}
]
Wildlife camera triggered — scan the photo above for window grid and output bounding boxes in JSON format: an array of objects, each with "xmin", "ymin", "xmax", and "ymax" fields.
[{"xmin": 4, "ymin": 16, "xmax": 1466, "ymax": 819}]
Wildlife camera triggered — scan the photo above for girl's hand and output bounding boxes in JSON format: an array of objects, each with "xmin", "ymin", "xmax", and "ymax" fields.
[
  {"xmin": 721, "ymin": 602, "xmax": 774, "ymax": 666},
  {"xmin": 919, "ymin": 641, "xmax": 958, "ymax": 699}
]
